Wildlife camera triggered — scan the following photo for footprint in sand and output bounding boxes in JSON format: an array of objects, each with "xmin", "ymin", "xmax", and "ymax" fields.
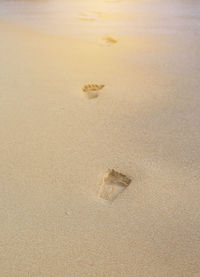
[
  {"xmin": 98, "ymin": 169, "xmax": 132, "ymax": 201},
  {"xmin": 78, "ymin": 11, "xmax": 103, "ymax": 21},
  {"xmin": 99, "ymin": 36, "xmax": 117, "ymax": 47},
  {"xmin": 82, "ymin": 84, "xmax": 105, "ymax": 99}
]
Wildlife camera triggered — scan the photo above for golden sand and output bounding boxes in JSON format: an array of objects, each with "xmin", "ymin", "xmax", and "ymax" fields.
[{"xmin": 0, "ymin": 4, "xmax": 200, "ymax": 275}]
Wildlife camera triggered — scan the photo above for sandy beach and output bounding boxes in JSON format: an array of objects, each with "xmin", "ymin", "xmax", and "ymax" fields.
[{"xmin": 0, "ymin": 0, "xmax": 200, "ymax": 276}]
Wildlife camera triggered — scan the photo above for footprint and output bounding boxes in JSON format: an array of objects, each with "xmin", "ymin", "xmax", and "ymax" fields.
[
  {"xmin": 99, "ymin": 36, "xmax": 117, "ymax": 47},
  {"xmin": 98, "ymin": 169, "xmax": 131, "ymax": 201},
  {"xmin": 78, "ymin": 11, "xmax": 103, "ymax": 21},
  {"xmin": 82, "ymin": 84, "xmax": 105, "ymax": 99}
]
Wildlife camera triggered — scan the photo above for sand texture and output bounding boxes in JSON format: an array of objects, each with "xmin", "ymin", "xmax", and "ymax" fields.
[{"xmin": 0, "ymin": 0, "xmax": 200, "ymax": 275}]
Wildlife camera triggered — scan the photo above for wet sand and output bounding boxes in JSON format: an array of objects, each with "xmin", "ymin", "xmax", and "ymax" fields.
[{"xmin": 0, "ymin": 1, "xmax": 200, "ymax": 276}]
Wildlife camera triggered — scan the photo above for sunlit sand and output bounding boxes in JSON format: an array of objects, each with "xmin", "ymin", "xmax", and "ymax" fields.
[{"xmin": 0, "ymin": 0, "xmax": 200, "ymax": 276}]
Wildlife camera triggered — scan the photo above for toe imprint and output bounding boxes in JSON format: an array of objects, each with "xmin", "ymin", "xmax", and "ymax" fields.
[
  {"xmin": 83, "ymin": 84, "xmax": 105, "ymax": 92},
  {"xmin": 82, "ymin": 84, "xmax": 105, "ymax": 99}
]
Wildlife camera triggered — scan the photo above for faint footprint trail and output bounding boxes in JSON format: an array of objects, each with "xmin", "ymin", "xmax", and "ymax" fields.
[
  {"xmin": 82, "ymin": 84, "xmax": 105, "ymax": 99},
  {"xmin": 99, "ymin": 36, "xmax": 118, "ymax": 47},
  {"xmin": 105, "ymin": 0, "xmax": 121, "ymax": 2},
  {"xmin": 78, "ymin": 11, "xmax": 103, "ymax": 21}
]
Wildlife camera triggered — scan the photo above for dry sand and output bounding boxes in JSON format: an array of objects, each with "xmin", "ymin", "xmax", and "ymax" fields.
[{"xmin": 0, "ymin": 5, "xmax": 200, "ymax": 276}]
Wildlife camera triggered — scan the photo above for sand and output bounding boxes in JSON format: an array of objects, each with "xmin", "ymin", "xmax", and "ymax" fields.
[{"xmin": 0, "ymin": 1, "xmax": 200, "ymax": 276}]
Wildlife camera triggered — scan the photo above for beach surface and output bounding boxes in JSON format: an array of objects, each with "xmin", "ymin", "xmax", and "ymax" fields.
[{"xmin": 0, "ymin": 0, "xmax": 200, "ymax": 276}]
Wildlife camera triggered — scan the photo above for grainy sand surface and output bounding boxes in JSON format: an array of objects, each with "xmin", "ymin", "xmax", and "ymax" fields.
[{"xmin": 0, "ymin": 0, "xmax": 200, "ymax": 276}]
